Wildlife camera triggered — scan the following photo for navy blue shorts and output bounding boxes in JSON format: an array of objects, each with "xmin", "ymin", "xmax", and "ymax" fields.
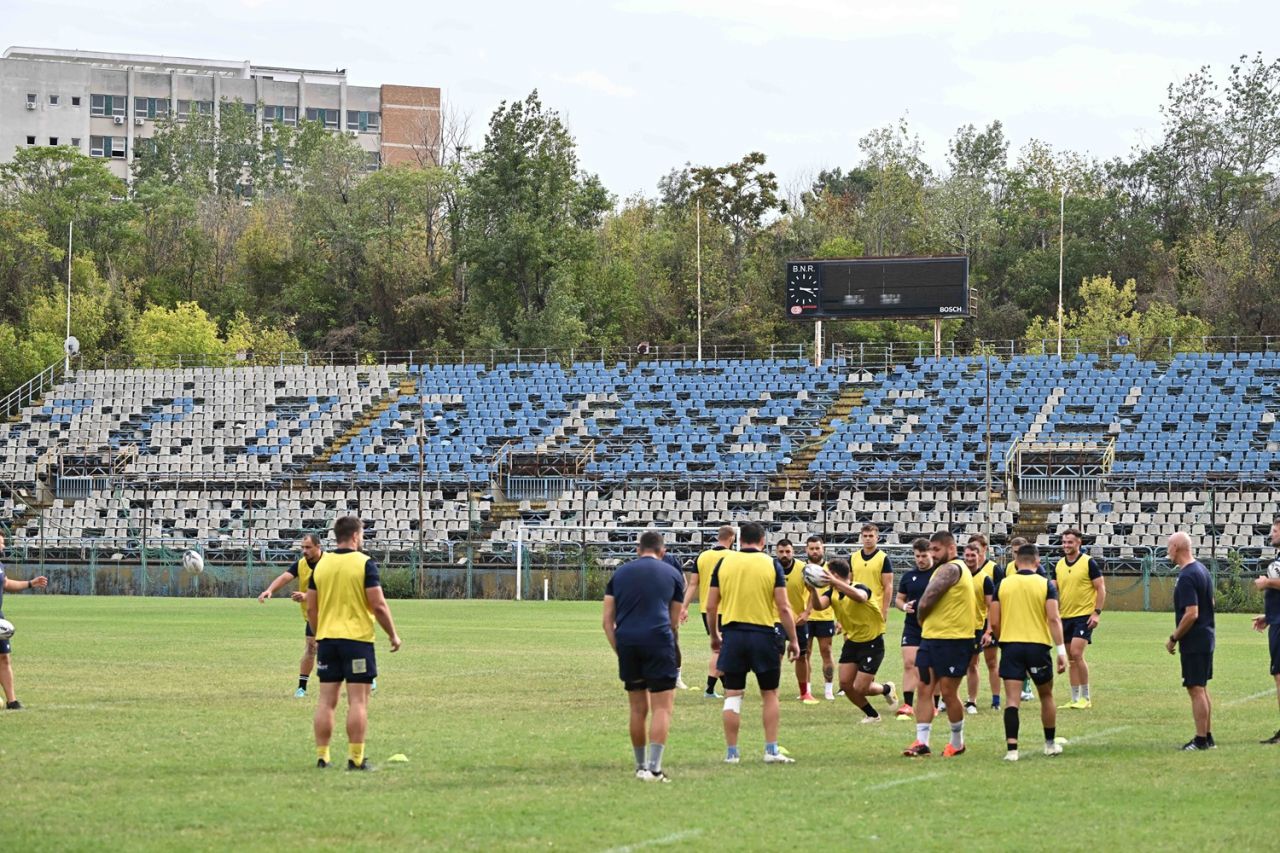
[
  {"xmin": 1063, "ymin": 616, "xmax": 1094, "ymax": 644},
  {"xmin": 1269, "ymin": 623, "xmax": 1280, "ymax": 676},
  {"xmin": 795, "ymin": 621, "xmax": 812, "ymax": 654},
  {"xmin": 1180, "ymin": 650, "xmax": 1213, "ymax": 688},
  {"xmin": 808, "ymin": 620, "xmax": 837, "ymax": 640},
  {"xmin": 999, "ymin": 642, "xmax": 1054, "ymax": 685},
  {"xmin": 839, "ymin": 635, "xmax": 885, "ymax": 674},
  {"xmin": 316, "ymin": 639, "xmax": 377, "ymax": 684},
  {"xmin": 901, "ymin": 623, "xmax": 923, "ymax": 648},
  {"xmin": 616, "ymin": 641, "xmax": 678, "ymax": 693},
  {"xmin": 917, "ymin": 638, "xmax": 972, "ymax": 684},
  {"xmin": 718, "ymin": 628, "xmax": 784, "ymax": 692},
  {"xmin": 0, "ymin": 638, "xmax": 9, "ymax": 655}
]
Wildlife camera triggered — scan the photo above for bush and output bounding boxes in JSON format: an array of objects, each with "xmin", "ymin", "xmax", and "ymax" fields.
[
  {"xmin": 381, "ymin": 567, "xmax": 416, "ymax": 599},
  {"xmin": 1215, "ymin": 550, "xmax": 1263, "ymax": 613}
]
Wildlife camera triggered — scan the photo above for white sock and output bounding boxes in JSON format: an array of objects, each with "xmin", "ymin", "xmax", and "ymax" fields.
[
  {"xmin": 1071, "ymin": 685, "xmax": 1080, "ymax": 701},
  {"xmin": 824, "ymin": 682, "xmax": 834, "ymax": 699},
  {"xmin": 916, "ymin": 722, "xmax": 931, "ymax": 746},
  {"xmin": 950, "ymin": 720, "xmax": 964, "ymax": 749},
  {"xmin": 1082, "ymin": 684, "xmax": 1091, "ymax": 700}
]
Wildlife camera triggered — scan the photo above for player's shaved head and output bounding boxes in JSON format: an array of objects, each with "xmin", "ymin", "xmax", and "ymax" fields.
[
  {"xmin": 718, "ymin": 525, "xmax": 737, "ymax": 545},
  {"xmin": 1167, "ymin": 531, "xmax": 1193, "ymax": 563}
]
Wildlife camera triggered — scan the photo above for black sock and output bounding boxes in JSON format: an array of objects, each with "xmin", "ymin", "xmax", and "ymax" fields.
[
  {"xmin": 1194, "ymin": 735, "xmax": 1209, "ymax": 748},
  {"xmin": 1044, "ymin": 726, "xmax": 1056, "ymax": 743},
  {"xmin": 1004, "ymin": 706, "xmax": 1019, "ymax": 743},
  {"xmin": 298, "ymin": 675, "xmax": 309, "ymax": 691},
  {"xmin": 706, "ymin": 676, "xmax": 717, "ymax": 693},
  {"xmin": 904, "ymin": 690, "xmax": 915, "ymax": 708},
  {"xmin": 861, "ymin": 702, "xmax": 879, "ymax": 718}
]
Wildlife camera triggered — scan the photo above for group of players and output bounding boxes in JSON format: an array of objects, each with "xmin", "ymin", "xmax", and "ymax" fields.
[{"xmin": 604, "ymin": 521, "xmax": 1110, "ymax": 779}]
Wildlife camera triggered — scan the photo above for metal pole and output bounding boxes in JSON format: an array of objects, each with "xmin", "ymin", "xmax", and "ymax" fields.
[
  {"xmin": 933, "ymin": 319, "xmax": 942, "ymax": 358},
  {"xmin": 814, "ymin": 320, "xmax": 823, "ymax": 367},
  {"xmin": 1057, "ymin": 187, "xmax": 1065, "ymax": 358},
  {"xmin": 985, "ymin": 350, "xmax": 993, "ymax": 545},
  {"xmin": 696, "ymin": 197, "xmax": 703, "ymax": 363},
  {"xmin": 65, "ymin": 221, "xmax": 73, "ymax": 375},
  {"xmin": 515, "ymin": 525, "xmax": 523, "ymax": 601},
  {"xmin": 417, "ymin": 371, "xmax": 426, "ymax": 598}
]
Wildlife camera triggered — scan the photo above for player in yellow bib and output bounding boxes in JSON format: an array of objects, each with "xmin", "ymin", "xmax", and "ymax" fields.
[
  {"xmin": 966, "ymin": 534, "xmax": 1001, "ymax": 711},
  {"xmin": 257, "ymin": 533, "xmax": 325, "ymax": 697},
  {"xmin": 680, "ymin": 525, "xmax": 735, "ymax": 699},
  {"xmin": 803, "ymin": 534, "xmax": 839, "ymax": 700},
  {"xmin": 809, "ymin": 556, "xmax": 897, "ymax": 723},
  {"xmin": 962, "ymin": 540, "xmax": 995, "ymax": 715},
  {"xmin": 1054, "ymin": 529, "xmax": 1107, "ymax": 709},
  {"xmin": 987, "ymin": 542, "xmax": 1067, "ymax": 761},
  {"xmin": 774, "ymin": 538, "xmax": 818, "ymax": 704}
]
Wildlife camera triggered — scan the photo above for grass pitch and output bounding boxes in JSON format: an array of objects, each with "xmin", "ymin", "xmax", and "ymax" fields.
[{"xmin": 2, "ymin": 597, "xmax": 1278, "ymax": 851}]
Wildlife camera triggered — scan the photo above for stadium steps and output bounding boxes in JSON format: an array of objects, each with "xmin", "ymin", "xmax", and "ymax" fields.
[
  {"xmin": 304, "ymin": 375, "xmax": 415, "ymax": 474},
  {"xmin": 1012, "ymin": 502, "xmax": 1057, "ymax": 544},
  {"xmin": 771, "ymin": 386, "xmax": 865, "ymax": 489}
]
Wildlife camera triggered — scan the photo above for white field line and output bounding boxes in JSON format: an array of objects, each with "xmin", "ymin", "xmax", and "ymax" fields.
[
  {"xmin": 865, "ymin": 771, "xmax": 942, "ymax": 791},
  {"xmin": 602, "ymin": 829, "xmax": 704, "ymax": 853},
  {"xmin": 1061, "ymin": 725, "xmax": 1131, "ymax": 744},
  {"xmin": 1225, "ymin": 688, "xmax": 1275, "ymax": 707}
]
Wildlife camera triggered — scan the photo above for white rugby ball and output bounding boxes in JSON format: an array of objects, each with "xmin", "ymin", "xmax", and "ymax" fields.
[
  {"xmin": 1268, "ymin": 558, "xmax": 1280, "ymax": 580},
  {"xmin": 0, "ymin": 618, "xmax": 14, "ymax": 641},
  {"xmin": 802, "ymin": 563, "xmax": 828, "ymax": 589},
  {"xmin": 182, "ymin": 550, "xmax": 204, "ymax": 574}
]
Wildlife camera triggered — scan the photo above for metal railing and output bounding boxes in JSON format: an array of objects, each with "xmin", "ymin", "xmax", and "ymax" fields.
[{"xmin": 0, "ymin": 357, "xmax": 73, "ymax": 421}]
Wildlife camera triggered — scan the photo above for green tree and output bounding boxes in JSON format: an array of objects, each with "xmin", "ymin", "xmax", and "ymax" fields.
[
  {"xmin": 690, "ymin": 152, "xmax": 784, "ymax": 291},
  {"xmin": 1024, "ymin": 275, "xmax": 1211, "ymax": 354},
  {"xmin": 126, "ymin": 301, "xmax": 228, "ymax": 365}
]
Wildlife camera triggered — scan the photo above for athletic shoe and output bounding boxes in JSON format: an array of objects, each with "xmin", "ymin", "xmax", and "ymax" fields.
[
  {"xmin": 1003, "ymin": 750, "xmax": 1019, "ymax": 762},
  {"xmin": 675, "ymin": 677, "xmax": 690, "ymax": 690},
  {"xmin": 1061, "ymin": 698, "xmax": 1083, "ymax": 709},
  {"xmin": 316, "ymin": 759, "xmax": 331, "ymax": 769},
  {"xmin": 964, "ymin": 701, "xmax": 978, "ymax": 715},
  {"xmin": 294, "ymin": 687, "xmax": 307, "ymax": 698},
  {"xmin": 824, "ymin": 693, "xmax": 835, "ymax": 702},
  {"xmin": 763, "ymin": 751, "xmax": 796, "ymax": 764},
  {"xmin": 1260, "ymin": 729, "xmax": 1280, "ymax": 745},
  {"xmin": 1043, "ymin": 742, "xmax": 1063, "ymax": 757},
  {"xmin": 895, "ymin": 704, "xmax": 914, "ymax": 720},
  {"xmin": 1181, "ymin": 740, "xmax": 1204, "ymax": 751},
  {"xmin": 704, "ymin": 690, "xmax": 723, "ymax": 700},
  {"xmin": 902, "ymin": 741, "xmax": 932, "ymax": 758},
  {"xmin": 836, "ymin": 689, "xmax": 846, "ymax": 697},
  {"xmin": 1207, "ymin": 734, "xmax": 1217, "ymax": 749},
  {"xmin": 634, "ymin": 767, "xmax": 649, "ymax": 779},
  {"xmin": 641, "ymin": 770, "xmax": 671, "ymax": 783},
  {"xmin": 858, "ymin": 715, "xmax": 882, "ymax": 725},
  {"xmin": 942, "ymin": 743, "xmax": 966, "ymax": 758},
  {"xmin": 1078, "ymin": 699, "xmax": 1092, "ymax": 709},
  {"xmin": 724, "ymin": 752, "xmax": 740, "ymax": 764},
  {"xmin": 882, "ymin": 681, "xmax": 897, "ymax": 707},
  {"xmin": 5, "ymin": 700, "xmax": 22, "ymax": 710},
  {"xmin": 800, "ymin": 693, "xmax": 820, "ymax": 705},
  {"xmin": 347, "ymin": 759, "xmax": 374, "ymax": 771},
  {"xmin": 1020, "ymin": 689, "xmax": 1034, "ymax": 701},
  {"xmin": 991, "ymin": 696, "xmax": 1001, "ymax": 710}
]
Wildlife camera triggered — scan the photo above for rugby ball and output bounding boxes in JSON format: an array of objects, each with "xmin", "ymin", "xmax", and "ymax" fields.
[
  {"xmin": 1268, "ymin": 558, "xmax": 1280, "ymax": 580},
  {"xmin": 803, "ymin": 563, "xmax": 828, "ymax": 589},
  {"xmin": 182, "ymin": 550, "xmax": 204, "ymax": 574},
  {"xmin": 0, "ymin": 619, "xmax": 14, "ymax": 641}
]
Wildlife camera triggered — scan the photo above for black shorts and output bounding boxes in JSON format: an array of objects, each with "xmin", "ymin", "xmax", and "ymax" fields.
[
  {"xmin": 1180, "ymin": 650, "xmax": 1213, "ymax": 688},
  {"xmin": 999, "ymin": 642, "xmax": 1055, "ymax": 685},
  {"xmin": 1062, "ymin": 616, "xmax": 1095, "ymax": 644},
  {"xmin": 701, "ymin": 612, "xmax": 722, "ymax": 637},
  {"xmin": 795, "ymin": 621, "xmax": 812, "ymax": 654},
  {"xmin": 901, "ymin": 623, "xmax": 922, "ymax": 648},
  {"xmin": 316, "ymin": 638, "xmax": 377, "ymax": 684},
  {"xmin": 1270, "ymin": 623, "xmax": 1280, "ymax": 677},
  {"xmin": 917, "ymin": 638, "xmax": 972, "ymax": 684},
  {"xmin": 305, "ymin": 620, "xmax": 315, "ymax": 639},
  {"xmin": 839, "ymin": 635, "xmax": 885, "ymax": 674},
  {"xmin": 617, "ymin": 641, "xmax": 678, "ymax": 693},
  {"xmin": 0, "ymin": 638, "xmax": 9, "ymax": 655},
  {"xmin": 809, "ymin": 620, "xmax": 837, "ymax": 640},
  {"xmin": 718, "ymin": 628, "xmax": 784, "ymax": 692}
]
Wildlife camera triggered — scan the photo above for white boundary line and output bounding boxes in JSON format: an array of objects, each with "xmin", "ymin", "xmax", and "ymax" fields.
[
  {"xmin": 1060, "ymin": 725, "xmax": 1131, "ymax": 744},
  {"xmin": 1225, "ymin": 688, "xmax": 1275, "ymax": 707},
  {"xmin": 865, "ymin": 771, "xmax": 941, "ymax": 791},
  {"xmin": 602, "ymin": 829, "xmax": 704, "ymax": 853}
]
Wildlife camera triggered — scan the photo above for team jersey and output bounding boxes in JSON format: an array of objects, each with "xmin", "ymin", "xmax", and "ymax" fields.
[
  {"xmin": 807, "ymin": 558, "xmax": 834, "ymax": 621},
  {"xmin": 285, "ymin": 554, "xmax": 321, "ymax": 619},
  {"xmin": 849, "ymin": 549, "xmax": 893, "ymax": 633},
  {"xmin": 693, "ymin": 546, "xmax": 730, "ymax": 613},
  {"xmin": 996, "ymin": 571, "xmax": 1059, "ymax": 645},
  {"xmin": 922, "ymin": 559, "xmax": 977, "ymax": 641},
  {"xmin": 0, "ymin": 563, "xmax": 6, "ymax": 617},
  {"xmin": 824, "ymin": 582, "xmax": 881, "ymax": 642},
  {"xmin": 970, "ymin": 569, "xmax": 995, "ymax": 629},
  {"xmin": 1054, "ymin": 553, "xmax": 1103, "ymax": 619},
  {"xmin": 777, "ymin": 557, "xmax": 809, "ymax": 619},
  {"xmin": 309, "ymin": 548, "xmax": 381, "ymax": 643},
  {"xmin": 1265, "ymin": 551, "xmax": 1280, "ymax": 625},
  {"xmin": 710, "ymin": 547, "xmax": 784, "ymax": 632},
  {"xmin": 897, "ymin": 565, "xmax": 934, "ymax": 634}
]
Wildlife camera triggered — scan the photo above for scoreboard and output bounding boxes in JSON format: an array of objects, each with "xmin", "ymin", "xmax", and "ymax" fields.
[{"xmin": 785, "ymin": 256, "xmax": 970, "ymax": 320}]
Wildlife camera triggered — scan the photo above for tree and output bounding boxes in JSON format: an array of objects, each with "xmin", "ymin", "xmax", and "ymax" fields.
[
  {"xmin": 126, "ymin": 302, "xmax": 227, "ymax": 365},
  {"xmin": 1024, "ymin": 275, "xmax": 1211, "ymax": 354},
  {"xmin": 690, "ymin": 152, "xmax": 783, "ymax": 291},
  {"xmin": 856, "ymin": 118, "xmax": 932, "ymax": 256}
]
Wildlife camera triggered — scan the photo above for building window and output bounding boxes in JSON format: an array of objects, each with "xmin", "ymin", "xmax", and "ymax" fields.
[
  {"xmin": 71, "ymin": 137, "xmax": 81, "ymax": 147},
  {"xmin": 48, "ymin": 94, "xmax": 59, "ymax": 107},
  {"xmin": 305, "ymin": 107, "xmax": 339, "ymax": 130},
  {"xmin": 264, "ymin": 105, "xmax": 297, "ymax": 127},
  {"xmin": 49, "ymin": 137, "xmax": 58, "ymax": 146},
  {"xmin": 26, "ymin": 93, "xmax": 36, "ymax": 105},
  {"xmin": 71, "ymin": 96, "xmax": 81, "ymax": 107},
  {"xmin": 176, "ymin": 100, "xmax": 213, "ymax": 120},
  {"xmin": 365, "ymin": 151, "xmax": 381, "ymax": 172},
  {"xmin": 346, "ymin": 111, "xmax": 381, "ymax": 133},
  {"xmin": 89, "ymin": 135, "xmax": 126, "ymax": 159},
  {"xmin": 243, "ymin": 102, "xmax": 257, "ymax": 117},
  {"xmin": 90, "ymin": 94, "xmax": 126, "ymax": 118},
  {"xmin": 134, "ymin": 97, "xmax": 170, "ymax": 119},
  {"xmin": 26, "ymin": 136, "xmax": 35, "ymax": 145}
]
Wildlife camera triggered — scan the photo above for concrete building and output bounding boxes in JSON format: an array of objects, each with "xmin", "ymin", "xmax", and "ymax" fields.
[{"xmin": 0, "ymin": 46, "xmax": 440, "ymax": 182}]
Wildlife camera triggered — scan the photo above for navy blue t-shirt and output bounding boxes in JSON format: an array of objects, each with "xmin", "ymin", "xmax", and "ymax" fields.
[
  {"xmin": 1173, "ymin": 560, "xmax": 1216, "ymax": 654},
  {"xmin": 1263, "ymin": 552, "xmax": 1280, "ymax": 626},
  {"xmin": 897, "ymin": 566, "xmax": 934, "ymax": 632},
  {"xmin": 606, "ymin": 556, "xmax": 685, "ymax": 645}
]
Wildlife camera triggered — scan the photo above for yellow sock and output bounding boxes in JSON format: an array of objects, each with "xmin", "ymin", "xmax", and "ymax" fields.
[
  {"xmin": 317, "ymin": 745, "xmax": 331, "ymax": 763},
  {"xmin": 349, "ymin": 743, "xmax": 365, "ymax": 766}
]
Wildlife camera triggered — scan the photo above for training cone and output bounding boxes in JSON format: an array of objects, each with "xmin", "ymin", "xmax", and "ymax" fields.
[{"xmin": 387, "ymin": 754, "xmax": 409, "ymax": 763}]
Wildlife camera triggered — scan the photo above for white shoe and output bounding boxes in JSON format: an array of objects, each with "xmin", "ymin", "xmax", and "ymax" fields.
[
  {"xmin": 964, "ymin": 701, "xmax": 978, "ymax": 715},
  {"xmin": 1043, "ymin": 742, "xmax": 1063, "ymax": 757},
  {"xmin": 640, "ymin": 769, "xmax": 671, "ymax": 783},
  {"xmin": 634, "ymin": 767, "xmax": 649, "ymax": 779},
  {"xmin": 859, "ymin": 715, "xmax": 883, "ymax": 725},
  {"xmin": 724, "ymin": 753, "xmax": 740, "ymax": 764},
  {"xmin": 882, "ymin": 681, "xmax": 897, "ymax": 707},
  {"xmin": 763, "ymin": 751, "xmax": 796, "ymax": 764},
  {"xmin": 1020, "ymin": 690, "xmax": 1034, "ymax": 701},
  {"xmin": 675, "ymin": 678, "xmax": 690, "ymax": 690},
  {"xmin": 824, "ymin": 693, "xmax": 835, "ymax": 701},
  {"xmin": 1003, "ymin": 750, "xmax": 1020, "ymax": 762}
]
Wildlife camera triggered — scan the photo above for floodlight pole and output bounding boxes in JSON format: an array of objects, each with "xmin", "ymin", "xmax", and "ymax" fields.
[
  {"xmin": 814, "ymin": 320, "xmax": 822, "ymax": 367},
  {"xmin": 933, "ymin": 319, "xmax": 942, "ymax": 358},
  {"xmin": 985, "ymin": 349, "xmax": 993, "ymax": 545},
  {"xmin": 65, "ymin": 221, "xmax": 73, "ymax": 375},
  {"xmin": 1057, "ymin": 187, "xmax": 1065, "ymax": 358},
  {"xmin": 416, "ymin": 368, "xmax": 426, "ymax": 598},
  {"xmin": 696, "ymin": 197, "xmax": 703, "ymax": 363}
]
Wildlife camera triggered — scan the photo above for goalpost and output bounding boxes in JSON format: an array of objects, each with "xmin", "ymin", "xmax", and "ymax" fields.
[{"xmin": 513, "ymin": 523, "xmax": 741, "ymax": 601}]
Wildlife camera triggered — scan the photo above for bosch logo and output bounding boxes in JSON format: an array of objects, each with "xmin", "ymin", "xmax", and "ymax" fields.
[{"xmin": 938, "ymin": 306, "xmax": 964, "ymax": 314}]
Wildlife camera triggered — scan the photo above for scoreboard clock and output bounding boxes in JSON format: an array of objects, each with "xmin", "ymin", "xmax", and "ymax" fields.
[{"xmin": 784, "ymin": 256, "xmax": 970, "ymax": 320}]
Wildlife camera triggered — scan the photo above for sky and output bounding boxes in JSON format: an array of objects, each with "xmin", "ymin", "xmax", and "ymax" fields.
[{"xmin": 6, "ymin": 0, "xmax": 1280, "ymax": 197}]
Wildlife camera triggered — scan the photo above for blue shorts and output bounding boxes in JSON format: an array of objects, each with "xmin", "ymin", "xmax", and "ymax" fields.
[
  {"xmin": 617, "ymin": 641, "xmax": 678, "ymax": 693},
  {"xmin": 808, "ymin": 620, "xmax": 837, "ymax": 640},
  {"xmin": 999, "ymin": 642, "xmax": 1054, "ymax": 685},
  {"xmin": 718, "ymin": 627, "xmax": 784, "ymax": 692},
  {"xmin": 901, "ymin": 622, "xmax": 923, "ymax": 648},
  {"xmin": 0, "ymin": 638, "xmax": 8, "ymax": 655},
  {"xmin": 1270, "ymin": 623, "xmax": 1280, "ymax": 676},
  {"xmin": 917, "ymin": 638, "xmax": 971, "ymax": 684},
  {"xmin": 795, "ymin": 621, "xmax": 812, "ymax": 653},
  {"xmin": 1180, "ymin": 650, "xmax": 1213, "ymax": 688},
  {"xmin": 839, "ymin": 635, "xmax": 885, "ymax": 674},
  {"xmin": 1062, "ymin": 616, "xmax": 1094, "ymax": 644},
  {"xmin": 316, "ymin": 639, "xmax": 377, "ymax": 684}
]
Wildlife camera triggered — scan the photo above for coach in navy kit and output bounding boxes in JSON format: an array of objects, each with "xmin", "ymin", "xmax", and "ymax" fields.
[
  {"xmin": 1165, "ymin": 532, "xmax": 1216, "ymax": 751},
  {"xmin": 603, "ymin": 530, "xmax": 685, "ymax": 781},
  {"xmin": 1255, "ymin": 518, "xmax": 1280, "ymax": 745}
]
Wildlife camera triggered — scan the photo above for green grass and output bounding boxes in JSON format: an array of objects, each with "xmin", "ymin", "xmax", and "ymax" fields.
[{"xmin": 2, "ymin": 599, "xmax": 1278, "ymax": 851}]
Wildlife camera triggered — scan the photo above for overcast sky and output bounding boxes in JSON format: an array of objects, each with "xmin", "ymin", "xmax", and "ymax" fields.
[{"xmin": 8, "ymin": 0, "xmax": 1279, "ymax": 196}]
